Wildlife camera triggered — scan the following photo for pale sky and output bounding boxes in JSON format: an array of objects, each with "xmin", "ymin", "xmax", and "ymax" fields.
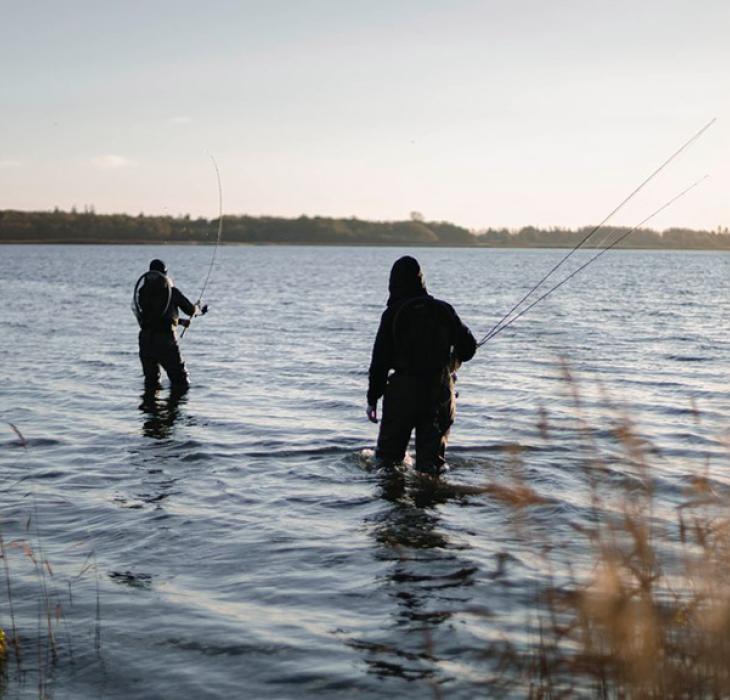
[{"xmin": 1, "ymin": 0, "xmax": 728, "ymax": 230}]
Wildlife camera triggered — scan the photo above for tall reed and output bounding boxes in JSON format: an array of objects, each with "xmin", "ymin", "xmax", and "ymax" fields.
[
  {"xmin": 483, "ymin": 369, "xmax": 730, "ymax": 698},
  {"xmin": 3, "ymin": 422, "xmax": 100, "ymax": 697}
]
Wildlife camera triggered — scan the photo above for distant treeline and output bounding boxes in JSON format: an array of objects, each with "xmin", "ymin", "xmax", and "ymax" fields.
[
  {"xmin": 477, "ymin": 224, "xmax": 730, "ymax": 250},
  {"xmin": 1, "ymin": 209, "xmax": 729, "ymax": 250}
]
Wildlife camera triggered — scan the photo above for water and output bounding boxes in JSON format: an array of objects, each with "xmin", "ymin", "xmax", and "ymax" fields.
[{"xmin": 0, "ymin": 244, "xmax": 729, "ymax": 698}]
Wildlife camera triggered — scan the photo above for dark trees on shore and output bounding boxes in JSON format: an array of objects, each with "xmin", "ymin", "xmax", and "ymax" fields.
[{"xmin": 1, "ymin": 209, "xmax": 728, "ymax": 249}]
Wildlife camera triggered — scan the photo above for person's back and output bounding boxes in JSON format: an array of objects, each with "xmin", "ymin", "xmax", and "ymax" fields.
[
  {"xmin": 133, "ymin": 269, "xmax": 173, "ymax": 331},
  {"xmin": 367, "ymin": 256, "xmax": 476, "ymax": 475},
  {"xmin": 392, "ymin": 296, "xmax": 457, "ymax": 374}
]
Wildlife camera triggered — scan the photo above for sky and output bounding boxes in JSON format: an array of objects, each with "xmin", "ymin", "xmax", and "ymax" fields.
[{"xmin": 1, "ymin": 0, "xmax": 728, "ymax": 230}]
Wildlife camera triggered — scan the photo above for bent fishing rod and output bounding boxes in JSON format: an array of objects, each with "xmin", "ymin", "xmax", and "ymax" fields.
[
  {"xmin": 477, "ymin": 175, "xmax": 708, "ymax": 347},
  {"xmin": 479, "ymin": 117, "xmax": 716, "ymax": 347},
  {"xmin": 180, "ymin": 154, "xmax": 224, "ymax": 339}
]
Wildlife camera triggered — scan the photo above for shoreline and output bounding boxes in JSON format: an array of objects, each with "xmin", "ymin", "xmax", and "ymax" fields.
[{"xmin": 2, "ymin": 240, "xmax": 730, "ymax": 251}]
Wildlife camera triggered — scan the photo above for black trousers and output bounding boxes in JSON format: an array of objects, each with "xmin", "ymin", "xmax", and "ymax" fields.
[
  {"xmin": 138, "ymin": 329, "xmax": 189, "ymax": 391},
  {"xmin": 376, "ymin": 370, "xmax": 455, "ymax": 474}
]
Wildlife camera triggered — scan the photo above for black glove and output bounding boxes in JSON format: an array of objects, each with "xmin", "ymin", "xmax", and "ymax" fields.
[{"xmin": 200, "ymin": 304, "xmax": 209, "ymax": 316}]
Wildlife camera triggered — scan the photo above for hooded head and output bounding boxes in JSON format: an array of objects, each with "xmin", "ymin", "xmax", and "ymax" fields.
[
  {"xmin": 388, "ymin": 255, "xmax": 427, "ymax": 305},
  {"xmin": 149, "ymin": 259, "xmax": 167, "ymax": 274}
]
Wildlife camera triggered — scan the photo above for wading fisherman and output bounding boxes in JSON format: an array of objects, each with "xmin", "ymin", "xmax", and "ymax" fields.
[
  {"xmin": 367, "ymin": 256, "xmax": 476, "ymax": 476},
  {"xmin": 132, "ymin": 259, "xmax": 208, "ymax": 393}
]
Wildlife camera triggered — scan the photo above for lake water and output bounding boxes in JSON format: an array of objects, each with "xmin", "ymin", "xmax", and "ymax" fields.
[{"xmin": 0, "ymin": 244, "xmax": 729, "ymax": 698}]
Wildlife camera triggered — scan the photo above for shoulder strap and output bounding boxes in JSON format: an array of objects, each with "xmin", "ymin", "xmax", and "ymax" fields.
[{"xmin": 132, "ymin": 271, "xmax": 173, "ymax": 325}]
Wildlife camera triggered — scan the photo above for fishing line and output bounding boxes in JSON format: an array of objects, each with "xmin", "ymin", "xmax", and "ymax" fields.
[
  {"xmin": 479, "ymin": 118, "xmax": 716, "ymax": 346},
  {"xmin": 479, "ymin": 175, "xmax": 708, "ymax": 346},
  {"xmin": 180, "ymin": 154, "xmax": 224, "ymax": 339}
]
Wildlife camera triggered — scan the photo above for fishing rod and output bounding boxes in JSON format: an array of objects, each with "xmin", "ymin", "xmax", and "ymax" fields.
[
  {"xmin": 478, "ymin": 175, "xmax": 708, "ymax": 346},
  {"xmin": 479, "ymin": 118, "xmax": 716, "ymax": 346},
  {"xmin": 180, "ymin": 154, "xmax": 224, "ymax": 339}
]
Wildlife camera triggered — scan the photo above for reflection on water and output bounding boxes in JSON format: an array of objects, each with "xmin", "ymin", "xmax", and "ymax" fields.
[
  {"xmin": 138, "ymin": 389, "xmax": 187, "ymax": 440},
  {"xmin": 354, "ymin": 468, "xmax": 477, "ymax": 686}
]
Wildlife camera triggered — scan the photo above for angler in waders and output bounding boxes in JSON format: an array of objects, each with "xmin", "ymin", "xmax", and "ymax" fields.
[
  {"xmin": 132, "ymin": 259, "xmax": 208, "ymax": 394},
  {"xmin": 366, "ymin": 256, "xmax": 477, "ymax": 476}
]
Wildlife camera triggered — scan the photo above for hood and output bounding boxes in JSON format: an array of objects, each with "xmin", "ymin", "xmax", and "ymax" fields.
[{"xmin": 387, "ymin": 256, "xmax": 427, "ymax": 306}]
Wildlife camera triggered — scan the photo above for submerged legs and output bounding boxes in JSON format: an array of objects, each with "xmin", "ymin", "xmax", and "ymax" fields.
[{"xmin": 139, "ymin": 329, "xmax": 190, "ymax": 393}]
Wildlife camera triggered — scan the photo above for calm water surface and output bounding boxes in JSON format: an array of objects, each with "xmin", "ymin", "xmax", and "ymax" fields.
[{"xmin": 0, "ymin": 245, "xmax": 729, "ymax": 698}]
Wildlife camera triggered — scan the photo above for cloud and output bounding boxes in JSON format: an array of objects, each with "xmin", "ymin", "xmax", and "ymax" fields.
[
  {"xmin": 169, "ymin": 116, "xmax": 193, "ymax": 125},
  {"xmin": 91, "ymin": 154, "xmax": 136, "ymax": 169},
  {"xmin": 0, "ymin": 159, "xmax": 22, "ymax": 168}
]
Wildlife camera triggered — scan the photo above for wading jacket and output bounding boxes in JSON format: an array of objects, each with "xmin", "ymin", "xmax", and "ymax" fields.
[
  {"xmin": 140, "ymin": 287, "xmax": 197, "ymax": 334},
  {"xmin": 367, "ymin": 293, "xmax": 477, "ymax": 407}
]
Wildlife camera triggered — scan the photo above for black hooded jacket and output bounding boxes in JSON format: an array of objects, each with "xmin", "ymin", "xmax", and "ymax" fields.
[{"xmin": 367, "ymin": 256, "xmax": 477, "ymax": 406}]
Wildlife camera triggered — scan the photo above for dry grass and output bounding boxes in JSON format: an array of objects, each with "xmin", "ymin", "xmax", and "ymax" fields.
[{"xmin": 482, "ymin": 368, "xmax": 730, "ymax": 699}]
